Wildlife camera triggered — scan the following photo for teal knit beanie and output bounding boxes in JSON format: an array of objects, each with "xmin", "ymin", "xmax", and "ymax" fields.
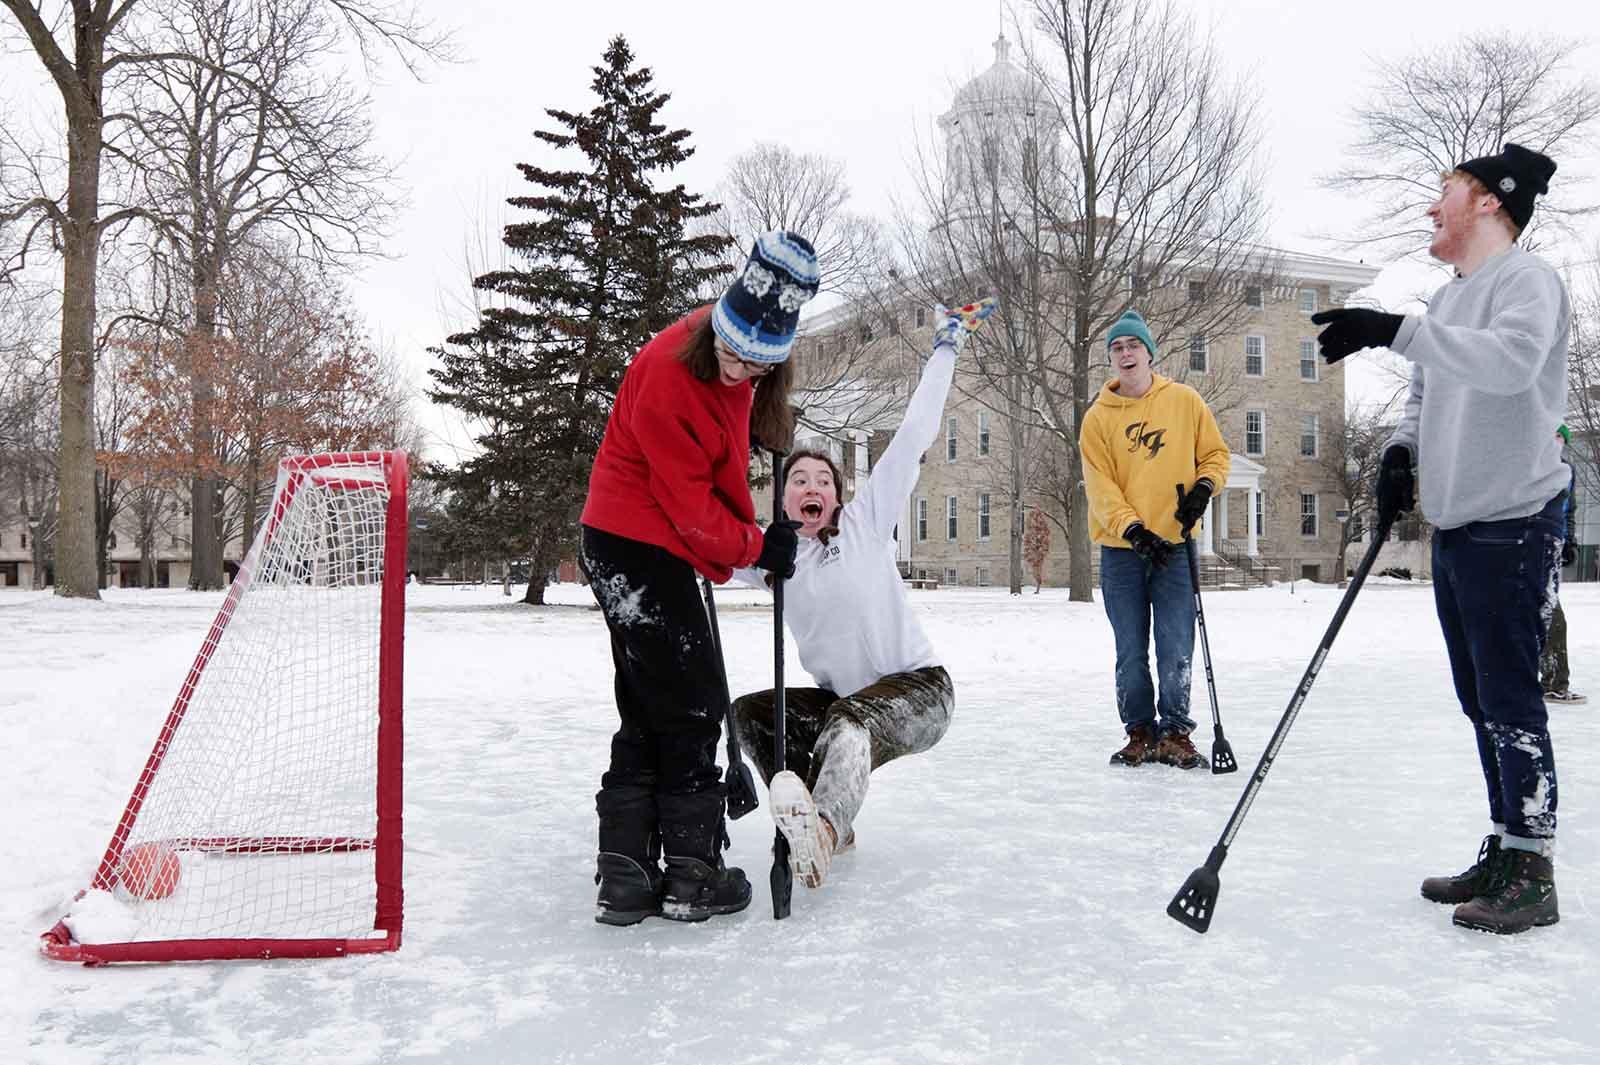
[{"xmin": 1107, "ymin": 309, "xmax": 1156, "ymax": 361}]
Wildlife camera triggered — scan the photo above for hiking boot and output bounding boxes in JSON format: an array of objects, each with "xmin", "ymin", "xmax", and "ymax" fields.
[
  {"xmin": 1154, "ymin": 730, "xmax": 1209, "ymax": 770},
  {"xmin": 770, "ymin": 770, "xmax": 836, "ymax": 889},
  {"xmin": 1452, "ymin": 848, "xmax": 1559, "ymax": 934},
  {"xmin": 1110, "ymin": 724, "xmax": 1158, "ymax": 766},
  {"xmin": 660, "ymin": 856, "xmax": 752, "ymax": 922},
  {"xmin": 1543, "ymin": 689, "xmax": 1587, "ymax": 705},
  {"xmin": 594, "ymin": 852, "xmax": 662, "ymax": 926},
  {"xmin": 1420, "ymin": 834, "xmax": 1504, "ymax": 905}
]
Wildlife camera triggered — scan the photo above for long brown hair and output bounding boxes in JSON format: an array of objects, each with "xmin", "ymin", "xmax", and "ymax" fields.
[{"xmin": 680, "ymin": 308, "xmax": 796, "ymax": 451}]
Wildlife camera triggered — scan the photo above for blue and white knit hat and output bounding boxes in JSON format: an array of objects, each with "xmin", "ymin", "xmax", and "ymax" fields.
[{"xmin": 712, "ymin": 231, "xmax": 820, "ymax": 364}]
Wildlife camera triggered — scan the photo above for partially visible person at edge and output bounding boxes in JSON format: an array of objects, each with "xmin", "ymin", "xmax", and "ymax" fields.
[
  {"xmin": 728, "ymin": 299, "xmax": 996, "ymax": 891},
  {"xmin": 577, "ymin": 231, "xmax": 817, "ymax": 926},
  {"xmin": 1078, "ymin": 309, "xmax": 1230, "ymax": 771},
  {"xmin": 1313, "ymin": 143, "xmax": 1568, "ymax": 935},
  {"xmin": 1541, "ymin": 424, "xmax": 1585, "ymax": 705}
]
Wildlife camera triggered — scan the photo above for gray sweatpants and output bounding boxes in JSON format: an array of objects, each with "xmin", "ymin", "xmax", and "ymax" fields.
[{"xmin": 732, "ymin": 666, "xmax": 953, "ymax": 841}]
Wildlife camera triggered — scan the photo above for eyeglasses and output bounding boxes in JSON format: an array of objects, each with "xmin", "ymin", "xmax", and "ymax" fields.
[{"xmin": 715, "ymin": 343, "xmax": 776, "ymax": 377}]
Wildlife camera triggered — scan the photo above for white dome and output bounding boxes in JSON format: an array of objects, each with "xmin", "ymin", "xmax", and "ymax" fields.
[{"xmin": 944, "ymin": 36, "xmax": 1048, "ymax": 122}]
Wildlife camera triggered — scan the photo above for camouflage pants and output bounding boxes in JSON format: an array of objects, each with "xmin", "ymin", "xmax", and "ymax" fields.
[{"xmin": 732, "ymin": 666, "xmax": 953, "ymax": 841}]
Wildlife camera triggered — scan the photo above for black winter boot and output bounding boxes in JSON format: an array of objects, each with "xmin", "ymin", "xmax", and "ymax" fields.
[
  {"xmin": 594, "ymin": 784, "xmax": 661, "ymax": 926},
  {"xmin": 1420, "ymin": 835, "xmax": 1505, "ymax": 905},
  {"xmin": 595, "ymin": 852, "xmax": 663, "ymax": 926},
  {"xmin": 657, "ymin": 789, "xmax": 750, "ymax": 922},
  {"xmin": 1452, "ymin": 848, "xmax": 1559, "ymax": 934},
  {"xmin": 661, "ymin": 856, "xmax": 752, "ymax": 922}
]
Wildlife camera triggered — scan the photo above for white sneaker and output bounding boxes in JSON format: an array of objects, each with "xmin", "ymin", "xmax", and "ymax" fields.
[
  {"xmin": 769, "ymin": 770, "xmax": 833, "ymax": 889},
  {"xmin": 1544, "ymin": 689, "xmax": 1587, "ymax": 705}
]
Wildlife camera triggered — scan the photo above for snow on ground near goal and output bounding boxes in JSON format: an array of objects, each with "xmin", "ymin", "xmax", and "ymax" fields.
[{"xmin": 3, "ymin": 579, "xmax": 1597, "ymax": 1064}]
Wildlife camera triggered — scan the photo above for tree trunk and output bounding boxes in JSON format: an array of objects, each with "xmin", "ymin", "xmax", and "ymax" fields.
[
  {"xmin": 54, "ymin": 109, "xmax": 103, "ymax": 599},
  {"xmin": 188, "ymin": 246, "xmax": 227, "ymax": 590},
  {"xmin": 1067, "ymin": 333, "xmax": 1094, "ymax": 602}
]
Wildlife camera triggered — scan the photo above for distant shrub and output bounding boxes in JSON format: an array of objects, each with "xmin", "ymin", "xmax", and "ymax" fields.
[{"xmin": 1378, "ymin": 567, "xmax": 1413, "ymax": 580}]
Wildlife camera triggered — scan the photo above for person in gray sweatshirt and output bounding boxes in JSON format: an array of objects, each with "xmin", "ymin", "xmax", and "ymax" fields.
[{"xmin": 1312, "ymin": 142, "xmax": 1568, "ymax": 936}]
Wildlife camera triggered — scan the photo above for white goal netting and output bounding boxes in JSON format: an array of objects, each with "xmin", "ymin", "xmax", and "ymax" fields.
[{"xmin": 53, "ymin": 453, "xmax": 405, "ymax": 958}]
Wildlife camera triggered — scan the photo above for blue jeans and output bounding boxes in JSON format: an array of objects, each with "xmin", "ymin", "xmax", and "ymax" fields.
[
  {"xmin": 1431, "ymin": 493, "xmax": 1565, "ymax": 848},
  {"xmin": 1100, "ymin": 545, "xmax": 1197, "ymax": 736}
]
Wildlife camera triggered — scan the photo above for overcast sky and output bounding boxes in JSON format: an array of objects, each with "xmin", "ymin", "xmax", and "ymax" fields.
[{"xmin": 9, "ymin": 0, "xmax": 1600, "ymax": 457}]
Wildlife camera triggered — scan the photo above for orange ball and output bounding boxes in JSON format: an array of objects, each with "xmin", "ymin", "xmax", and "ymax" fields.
[{"xmin": 120, "ymin": 842, "xmax": 181, "ymax": 900}]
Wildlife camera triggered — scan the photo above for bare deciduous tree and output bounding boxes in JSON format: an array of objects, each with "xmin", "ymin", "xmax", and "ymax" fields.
[
  {"xmin": 891, "ymin": 5, "xmax": 1275, "ymax": 599},
  {"xmin": 0, "ymin": 0, "xmax": 444, "ymax": 598},
  {"xmin": 711, "ymin": 143, "xmax": 904, "ymax": 447},
  {"xmin": 1324, "ymin": 32, "xmax": 1600, "ymax": 259},
  {"xmin": 1318, "ymin": 400, "xmax": 1391, "ymax": 583}
]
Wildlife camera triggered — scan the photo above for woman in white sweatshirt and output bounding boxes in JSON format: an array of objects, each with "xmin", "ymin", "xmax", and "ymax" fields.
[{"xmin": 731, "ymin": 299, "xmax": 993, "ymax": 889}]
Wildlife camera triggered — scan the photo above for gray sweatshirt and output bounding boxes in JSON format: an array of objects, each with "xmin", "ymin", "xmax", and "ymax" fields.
[{"xmin": 1386, "ymin": 245, "xmax": 1570, "ymax": 530}]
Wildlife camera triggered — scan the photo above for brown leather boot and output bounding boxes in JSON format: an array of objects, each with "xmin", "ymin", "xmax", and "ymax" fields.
[
  {"xmin": 1110, "ymin": 724, "xmax": 1158, "ymax": 766},
  {"xmin": 1155, "ymin": 730, "xmax": 1210, "ymax": 770}
]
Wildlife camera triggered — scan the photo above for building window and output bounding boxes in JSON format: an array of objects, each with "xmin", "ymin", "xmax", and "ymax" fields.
[
  {"xmin": 978, "ymin": 412, "xmax": 991, "ymax": 456},
  {"xmin": 1189, "ymin": 335, "xmax": 1208, "ymax": 373},
  {"xmin": 20, "ymin": 533, "xmax": 27, "ymax": 549},
  {"xmin": 1245, "ymin": 335, "xmax": 1265, "ymax": 377},
  {"xmin": 1300, "ymin": 562, "xmax": 1322, "ymax": 582},
  {"xmin": 1300, "ymin": 339, "xmax": 1318, "ymax": 381},
  {"xmin": 916, "ymin": 498, "xmax": 928, "ymax": 542},
  {"xmin": 979, "ymin": 493, "xmax": 992, "ymax": 540},
  {"xmin": 860, "ymin": 321, "xmax": 874, "ymax": 343},
  {"xmin": 1245, "ymin": 410, "xmax": 1264, "ymax": 456},
  {"xmin": 1300, "ymin": 414, "xmax": 1319, "ymax": 457},
  {"xmin": 1300, "ymin": 492, "xmax": 1318, "ymax": 537},
  {"xmin": 945, "ymin": 566, "xmax": 959, "ymax": 586},
  {"xmin": 915, "ymin": 306, "xmax": 927, "ymax": 328},
  {"xmin": 1130, "ymin": 273, "xmax": 1149, "ymax": 297},
  {"xmin": 946, "ymin": 417, "xmax": 957, "ymax": 462},
  {"xmin": 1188, "ymin": 280, "xmax": 1206, "ymax": 303},
  {"xmin": 108, "ymin": 532, "xmax": 118, "ymax": 550},
  {"xmin": 1254, "ymin": 491, "xmax": 1265, "ymax": 537},
  {"xmin": 977, "ymin": 564, "xmax": 991, "ymax": 587},
  {"xmin": 1299, "ymin": 288, "xmax": 1318, "ymax": 314},
  {"xmin": 1244, "ymin": 285, "xmax": 1263, "ymax": 309},
  {"xmin": 946, "ymin": 496, "xmax": 958, "ymax": 541}
]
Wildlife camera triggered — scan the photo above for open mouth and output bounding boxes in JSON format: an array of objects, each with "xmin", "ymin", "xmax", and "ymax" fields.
[{"xmin": 800, "ymin": 501, "xmax": 825, "ymax": 520}]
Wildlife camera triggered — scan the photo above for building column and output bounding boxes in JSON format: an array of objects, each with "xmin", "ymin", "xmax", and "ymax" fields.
[
  {"xmin": 1217, "ymin": 491, "xmax": 1230, "ymax": 549},
  {"xmin": 1247, "ymin": 484, "xmax": 1259, "ymax": 557},
  {"xmin": 1202, "ymin": 496, "xmax": 1216, "ymax": 555}
]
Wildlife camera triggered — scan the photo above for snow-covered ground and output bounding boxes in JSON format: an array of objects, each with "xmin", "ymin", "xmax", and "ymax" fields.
[{"xmin": 5, "ymin": 578, "xmax": 1598, "ymax": 1065}]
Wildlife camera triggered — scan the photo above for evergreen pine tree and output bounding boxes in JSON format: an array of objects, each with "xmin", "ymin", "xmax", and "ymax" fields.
[{"xmin": 428, "ymin": 35, "xmax": 730, "ymax": 603}]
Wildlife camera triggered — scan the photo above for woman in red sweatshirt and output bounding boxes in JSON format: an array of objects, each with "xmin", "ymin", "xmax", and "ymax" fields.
[{"xmin": 580, "ymin": 231, "xmax": 817, "ymax": 925}]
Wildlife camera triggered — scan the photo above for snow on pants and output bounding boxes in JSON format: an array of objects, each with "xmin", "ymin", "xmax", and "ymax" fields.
[
  {"xmin": 1430, "ymin": 492, "xmax": 1565, "ymax": 850},
  {"xmin": 579, "ymin": 525, "xmax": 727, "ymax": 863},
  {"xmin": 732, "ymin": 666, "xmax": 953, "ymax": 842}
]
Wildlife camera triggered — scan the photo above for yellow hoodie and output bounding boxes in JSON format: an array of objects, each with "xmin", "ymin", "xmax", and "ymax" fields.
[{"xmin": 1079, "ymin": 373, "xmax": 1231, "ymax": 547}]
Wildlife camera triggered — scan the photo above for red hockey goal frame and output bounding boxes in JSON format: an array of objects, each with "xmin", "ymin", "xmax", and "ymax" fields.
[{"xmin": 41, "ymin": 450, "xmax": 407, "ymax": 964}]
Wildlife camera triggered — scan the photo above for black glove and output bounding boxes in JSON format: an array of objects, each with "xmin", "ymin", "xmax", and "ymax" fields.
[
  {"xmin": 1175, "ymin": 480, "xmax": 1213, "ymax": 537},
  {"xmin": 1125, "ymin": 523, "xmax": 1174, "ymax": 568},
  {"xmin": 1310, "ymin": 308, "xmax": 1404, "ymax": 364},
  {"xmin": 755, "ymin": 519, "xmax": 801, "ymax": 579},
  {"xmin": 1375, "ymin": 445, "xmax": 1415, "ymax": 526},
  {"xmin": 1562, "ymin": 540, "xmax": 1577, "ymax": 567}
]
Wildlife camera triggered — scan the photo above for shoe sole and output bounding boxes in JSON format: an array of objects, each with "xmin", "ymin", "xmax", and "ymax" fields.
[
  {"xmin": 658, "ymin": 896, "xmax": 751, "ymax": 922},
  {"xmin": 1451, "ymin": 911, "xmax": 1559, "ymax": 934},
  {"xmin": 770, "ymin": 771, "xmax": 830, "ymax": 889},
  {"xmin": 595, "ymin": 907, "xmax": 658, "ymax": 926}
]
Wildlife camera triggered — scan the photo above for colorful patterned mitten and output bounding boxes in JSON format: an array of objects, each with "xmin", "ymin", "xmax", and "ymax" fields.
[{"xmin": 932, "ymin": 297, "xmax": 998, "ymax": 353}]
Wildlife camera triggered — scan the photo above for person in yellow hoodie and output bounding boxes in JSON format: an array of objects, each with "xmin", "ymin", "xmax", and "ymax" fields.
[{"xmin": 1080, "ymin": 309, "xmax": 1231, "ymax": 769}]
